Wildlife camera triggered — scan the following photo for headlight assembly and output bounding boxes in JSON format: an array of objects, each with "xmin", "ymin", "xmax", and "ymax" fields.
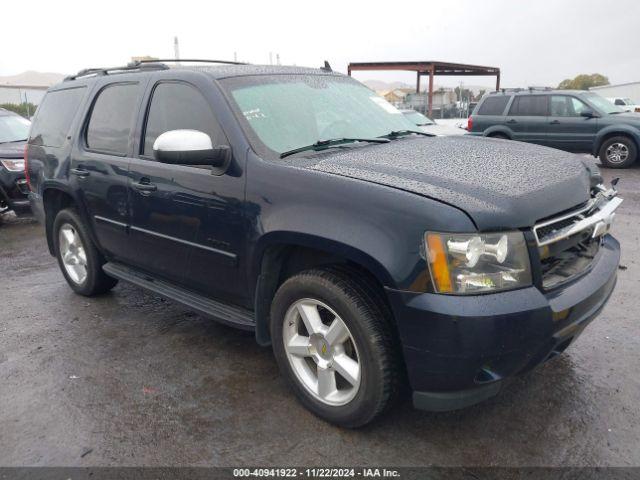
[
  {"xmin": 0, "ymin": 159, "xmax": 25, "ymax": 172},
  {"xmin": 425, "ymin": 231, "xmax": 532, "ymax": 294}
]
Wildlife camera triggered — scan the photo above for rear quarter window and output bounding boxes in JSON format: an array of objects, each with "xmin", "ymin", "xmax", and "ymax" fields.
[
  {"xmin": 477, "ymin": 96, "xmax": 510, "ymax": 116},
  {"xmin": 29, "ymin": 87, "xmax": 86, "ymax": 147}
]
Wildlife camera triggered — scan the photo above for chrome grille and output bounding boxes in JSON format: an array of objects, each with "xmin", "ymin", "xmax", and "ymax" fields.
[{"xmin": 534, "ymin": 185, "xmax": 622, "ymax": 289}]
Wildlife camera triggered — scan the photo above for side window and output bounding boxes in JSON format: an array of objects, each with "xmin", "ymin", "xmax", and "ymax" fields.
[
  {"xmin": 143, "ymin": 82, "xmax": 225, "ymax": 156},
  {"xmin": 508, "ymin": 95, "xmax": 548, "ymax": 116},
  {"xmin": 29, "ymin": 87, "xmax": 86, "ymax": 147},
  {"xmin": 569, "ymin": 97, "xmax": 590, "ymax": 115},
  {"xmin": 614, "ymin": 99, "xmax": 625, "ymax": 106},
  {"xmin": 550, "ymin": 96, "xmax": 571, "ymax": 117},
  {"xmin": 86, "ymin": 83, "xmax": 141, "ymax": 155},
  {"xmin": 477, "ymin": 96, "xmax": 510, "ymax": 116}
]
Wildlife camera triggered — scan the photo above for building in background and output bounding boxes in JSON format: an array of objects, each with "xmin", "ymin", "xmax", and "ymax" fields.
[
  {"xmin": 404, "ymin": 88, "xmax": 458, "ymax": 118},
  {"xmin": 0, "ymin": 85, "xmax": 47, "ymax": 105},
  {"xmin": 0, "ymin": 71, "xmax": 65, "ymax": 109},
  {"xmin": 590, "ymin": 81, "xmax": 640, "ymax": 103}
]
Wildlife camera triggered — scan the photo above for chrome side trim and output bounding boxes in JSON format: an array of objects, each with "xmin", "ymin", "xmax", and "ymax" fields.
[
  {"xmin": 130, "ymin": 225, "xmax": 237, "ymax": 260},
  {"xmin": 534, "ymin": 197, "xmax": 623, "ymax": 247},
  {"xmin": 94, "ymin": 215, "xmax": 128, "ymax": 228}
]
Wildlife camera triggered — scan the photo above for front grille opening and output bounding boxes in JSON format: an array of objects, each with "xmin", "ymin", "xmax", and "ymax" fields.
[{"xmin": 540, "ymin": 236, "xmax": 599, "ymax": 289}]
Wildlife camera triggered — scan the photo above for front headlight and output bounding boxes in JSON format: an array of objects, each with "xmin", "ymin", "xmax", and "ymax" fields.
[
  {"xmin": 425, "ymin": 231, "xmax": 532, "ymax": 294},
  {"xmin": 0, "ymin": 159, "xmax": 25, "ymax": 172}
]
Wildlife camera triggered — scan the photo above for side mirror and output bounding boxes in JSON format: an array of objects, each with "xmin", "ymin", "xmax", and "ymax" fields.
[
  {"xmin": 580, "ymin": 109, "xmax": 597, "ymax": 118},
  {"xmin": 153, "ymin": 130, "xmax": 230, "ymax": 167}
]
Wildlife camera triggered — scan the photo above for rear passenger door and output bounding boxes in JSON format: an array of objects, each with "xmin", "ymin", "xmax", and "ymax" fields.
[
  {"xmin": 504, "ymin": 95, "xmax": 549, "ymax": 145},
  {"xmin": 547, "ymin": 95, "xmax": 598, "ymax": 152},
  {"xmin": 71, "ymin": 81, "xmax": 145, "ymax": 260},
  {"xmin": 127, "ymin": 78, "xmax": 247, "ymax": 304}
]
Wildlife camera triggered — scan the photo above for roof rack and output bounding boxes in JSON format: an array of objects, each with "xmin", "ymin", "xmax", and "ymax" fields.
[
  {"xmin": 490, "ymin": 86, "xmax": 554, "ymax": 95},
  {"xmin": 64, "ymin": 62, "xmax": 169, "ymax": 81},
  {"xmin": 64, "ymin": 58, "xmax": 247, "ymax": 82},
  {"xmin": 130, "ymin": 58, "xmax": 247, "ymax": 66}
]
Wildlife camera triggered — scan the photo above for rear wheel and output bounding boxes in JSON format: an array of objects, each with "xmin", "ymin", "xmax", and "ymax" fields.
[
  {"xmin": 599, "ymin": 136, "xmax": 637, "ymax": 168},
  {"xmin": 53, "ymin": 208, "xmax": 117, "ymax": 296},
  {"xmin": 489, "ymin": 133, "xmax": 509, "ymax": 140},
  {"xmin": 270, "ymin": 268, "xmax": 400, "ymax": 428}
]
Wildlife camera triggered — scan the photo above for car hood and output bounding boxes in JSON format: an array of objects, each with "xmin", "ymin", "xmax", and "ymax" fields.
[
  {"xmin": 0, "ymin": 140, "xmax": 26, "ymax": 159},
  {"xmin": 305, "ymin": 136, "xmax": 593, "ymax": 230}
]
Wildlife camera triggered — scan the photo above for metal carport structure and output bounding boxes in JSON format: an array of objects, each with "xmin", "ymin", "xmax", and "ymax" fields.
[{"xmin": 347, "ymin": 61, "xmax": 501, "ymax": 117}]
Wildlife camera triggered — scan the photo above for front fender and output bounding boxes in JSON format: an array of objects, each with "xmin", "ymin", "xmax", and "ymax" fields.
[
  {"xmin": 593, "ymin": 125, "xmax": 640, "ymax": 156},
  {"xmin": 245, "ymin": 153, "xmax": 476, "ymax": 291}
]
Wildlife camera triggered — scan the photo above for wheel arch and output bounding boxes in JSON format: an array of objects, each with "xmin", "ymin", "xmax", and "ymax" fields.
[
  {"xmin": 593, "ymin": 127, "xmax": 640, "ymax": 157},
  {"xmin": 42, "ymin": 183, "xmax": 98, "ymax": 256},
  {"xmin": 484, "ymin": 126, "xmax": 512, "ymax": 139},
  {"xmin": 251, "ymin": 233, "xmax": 395, "ymax": 346}
]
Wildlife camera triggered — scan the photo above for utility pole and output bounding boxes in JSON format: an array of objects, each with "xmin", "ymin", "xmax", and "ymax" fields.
[
  {"xmin": 276, "ymin": 53, "xmax": 280, "ymax": 65},
  {"xmin": 234, "ymin": 51, "xmax": 237, "ymax": 62},
  {"xmin": 174, "ymin": 36, "xmax": 180, "ymax": 62},
  {"xmin": 269, "ymin": 52, "xmax": 273, "ymax": 65}
]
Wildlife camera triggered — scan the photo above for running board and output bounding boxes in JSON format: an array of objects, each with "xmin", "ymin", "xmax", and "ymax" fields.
[{"xmin": 103, "ymin": 262, "xmax": 255, "ymax": 330}]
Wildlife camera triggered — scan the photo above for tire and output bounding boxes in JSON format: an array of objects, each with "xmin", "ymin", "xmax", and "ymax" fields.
[
  {"xmin": 489, "ymin": 133, "xmax": 509, "ymax": 140},
  {"xmin": 599, "ymin": 136, "xmax": 637, "ymax": 168},
  {"xmin": 52, "ymin": 208, "xmax": 118, "ymax": 296},
  {"xmin": 270, "ymin": 267, "xmax": 401, "ymax": 428}
]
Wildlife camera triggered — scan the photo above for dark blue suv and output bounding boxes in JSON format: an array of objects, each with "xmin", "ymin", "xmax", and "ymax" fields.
[
  {"xmin": 27, "ymin": 61, "xmax": 622, "ymax": 427},
  {"xmin": 468, "ymin": 89, "xmax": 640, "ymax": 168}
]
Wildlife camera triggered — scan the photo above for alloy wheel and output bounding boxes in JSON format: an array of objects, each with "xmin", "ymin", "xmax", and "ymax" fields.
[
  {"xmin": 282, "ymin": 298, "xmax": 361, "ymax": 406},
  {"xmin": 58, "ymin": 223, "xmax": 88, "ymax": 285},
  {"xmin": 606, "ymin": 142, "xmax": 629, "ymax": 164}
]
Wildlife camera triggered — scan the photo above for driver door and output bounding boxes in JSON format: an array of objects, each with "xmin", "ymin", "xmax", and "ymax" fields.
[{"xmin": 127, "ymin": 78, "xmax": 247, "ymax": 304}]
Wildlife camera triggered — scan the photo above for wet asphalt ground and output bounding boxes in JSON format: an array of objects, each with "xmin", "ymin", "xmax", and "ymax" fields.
[{"xmin": 0, "ymin": 159, "xmax": 639, "ymax": 467}]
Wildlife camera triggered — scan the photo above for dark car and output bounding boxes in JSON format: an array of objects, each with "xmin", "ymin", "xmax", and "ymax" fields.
[
  {"xmin": 0, "ymin": 108, "xmax": 31, "ymax": 217},
  {"xmin": 468, "ymin": 89, "xmax": 640, "ymax": 168},
  {"xmin": 27, "ymin": 61, "xmax": 622, "ymax": 427}
]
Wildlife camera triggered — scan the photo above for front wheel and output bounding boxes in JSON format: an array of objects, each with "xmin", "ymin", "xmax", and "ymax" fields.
[
  {"xmin": 270, "ymin": 268, "xmax": 400, "ymax": 428},
  {"xmin": 53, "ymin": 208, "xmax": 118, "ymax": 296},
  {"xmin": 599, "ymin": 136, "xmax": 637, "ymax": 168}
]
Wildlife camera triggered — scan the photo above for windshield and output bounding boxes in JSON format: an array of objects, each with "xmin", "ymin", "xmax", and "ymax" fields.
[
  {"xmin": 402, "ymin": 110, "xmax": 435, "ymax": 126},
  {"xmin": 221, "ymin": 75, "xmax": 418, "ymax": 157},
  {"xmin": 584, "ymin": 94, "xmax": 625, "ymax": 114},
  {"xmin": 0, "ymin": 115, "xmax": 31, "ymax": 143}
]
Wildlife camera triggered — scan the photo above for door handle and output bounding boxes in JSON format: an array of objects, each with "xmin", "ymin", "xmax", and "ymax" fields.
[
  {"xmin": 506, "ymin": 119, "xmax": 517, "ymax": 124},
  {"xmin": 133, "ymin": 181, "xmax": 157, "ymax": 193},
  {"xmin": 70, "ymin": 167, "xmax": 90, "ymax": 178},
  {"xmin": 549, "ymin": 120, "xmax": 561, "ymax": 125}
]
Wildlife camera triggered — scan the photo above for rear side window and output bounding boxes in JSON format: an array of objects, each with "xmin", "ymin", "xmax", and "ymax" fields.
[
  {"xmin": 29, "ymin": 87, "xmax": 86, "ymax": 147},
  {"xmin": 476, "ymin": 96, "xmax": 510, "ymax": 116},
  {"xmin": 86, "ymin": 83, "xmax": 141, "ymax": 155},
  {"xmin": 508, "ymin": 95, "xmax": 548, "ymax": 116},
  {"xmin": 143, "ymin": 82, "xmax": 225, "ymax": 156}
]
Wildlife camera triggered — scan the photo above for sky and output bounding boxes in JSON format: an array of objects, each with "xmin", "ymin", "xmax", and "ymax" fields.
[{"xmin": 2, "ymin": 0, "xmax": 639, "ymax": 89}]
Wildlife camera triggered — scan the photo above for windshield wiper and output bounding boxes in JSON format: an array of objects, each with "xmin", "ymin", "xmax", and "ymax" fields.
[
  {"xmin": 0, "ymin": 139, "xmax": 28, "ymax": 144},
  {"xmin": 279, "ymin": 137, "xmax": 389, "ymax": 159},
  {"xmin": 379, "ymin": 129, "xmax": 434, "ymax": 139}
]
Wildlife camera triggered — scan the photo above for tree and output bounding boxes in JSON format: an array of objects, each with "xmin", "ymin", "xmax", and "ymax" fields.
[
  {"xmin": 558, "ymin": 73, "xmax": 609, "ymax": 90},
  {"xmin": 0, "ymin": 102, "xmax": 37, "ymax": 119}
]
